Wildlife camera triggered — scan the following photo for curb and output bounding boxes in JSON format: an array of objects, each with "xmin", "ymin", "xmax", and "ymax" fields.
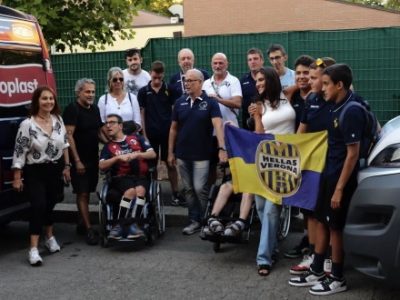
[
  {"xmin": 53, "ymin": 203, "xmax": 304, "ymax": 232},
  {"xmin": 53, "ymin": 203, "xmax": 188, "ymax": 227}
]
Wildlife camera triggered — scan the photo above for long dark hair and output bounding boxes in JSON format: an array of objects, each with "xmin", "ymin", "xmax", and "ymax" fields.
[
  {"xmin": 30, "ymin": 86, "xmax": 61, "ymax": 117},
  {"xmin": 255, "ymin": 67, "xmax": 283, "ymax": 109}
]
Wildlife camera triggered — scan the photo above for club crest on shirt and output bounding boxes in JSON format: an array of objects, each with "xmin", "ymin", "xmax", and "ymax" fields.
[
  {"xmin": 256, "ymin": 140, "xmax": 301, "ymax": 197},
  {"xmin": 199, "ymin": 101, "xmax": 208, "ymax": 110},
  {"xmin": 334, "ymin": 117, "xmax": 339, "ymax": 128}
]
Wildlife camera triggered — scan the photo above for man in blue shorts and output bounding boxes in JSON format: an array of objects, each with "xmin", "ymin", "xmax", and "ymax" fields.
[
  {"xmin": 289, "ymin": 64, "xmax": 366, "ymax": 296},
  {"xmin": 99, "ymin": 114, "xmax": 156, "ymax": 240}
]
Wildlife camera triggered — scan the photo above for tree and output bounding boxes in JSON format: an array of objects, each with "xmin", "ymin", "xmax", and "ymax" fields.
[
  {"xmin": 347, "ymin": 0, "xmax": 400, "ymax": 10},
  {"xmin": 142, "ymin": 0, "xmax": 183, "ymax": 16},
  {"xmin": 385, "ymin": 0, "xmax": 400, "ymax": 10},
  {"xmin": 2, "ymin": 0, "xmax": 144, "ymax": 52}
]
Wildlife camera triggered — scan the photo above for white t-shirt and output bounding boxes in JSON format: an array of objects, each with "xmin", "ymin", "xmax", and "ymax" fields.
[
  {"xmin": 280, "ymin": 68, "xmax": 295, "ymax": 90},
  {"xmin": 261, "ymin": 94, "xmax": 295, "ymax": 135},
  {"xmin": 97, "ymin": 92, "xmax": 141, "ymax": 125},
  {"xmin": 202, "ymin": 72, "xmax": 242, "ymax": 126},
  {"xmin": 122, "ymin": 69, "xmax": 151, "ymax": 96}
]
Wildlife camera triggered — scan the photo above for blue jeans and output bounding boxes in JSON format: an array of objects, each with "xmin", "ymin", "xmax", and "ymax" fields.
[
  {"xmin": 177, "ymin": 159, "xmax": 210, "ymax": 223},
  {"xmin": 255, "ymin": 195, "xmax": 281, "ymax": 266}
]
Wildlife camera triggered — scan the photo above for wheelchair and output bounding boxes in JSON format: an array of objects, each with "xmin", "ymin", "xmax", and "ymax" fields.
[
  {"xmin": 200, "ymin": 163, "xmax": 256, "ymax": 252},
  {"xmin": 97, "ymin": 167, "xmax": 165, "ymax": 248}
]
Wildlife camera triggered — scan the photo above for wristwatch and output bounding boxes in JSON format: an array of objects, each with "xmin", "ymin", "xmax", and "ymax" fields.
[{"xmin": 217, "ymin": 146, "xmax": 227, "ymax": 151}]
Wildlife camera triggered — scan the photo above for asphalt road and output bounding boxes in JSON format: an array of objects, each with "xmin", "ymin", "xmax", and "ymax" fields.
[{"xmin": 0, "ymin": 222, "xmax": 398, "ymax": 300}]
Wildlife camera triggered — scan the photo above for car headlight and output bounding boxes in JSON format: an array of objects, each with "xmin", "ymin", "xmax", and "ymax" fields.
[{"xmin": 370, "ymin": 143, "xmax": 400, "ymax": 167}]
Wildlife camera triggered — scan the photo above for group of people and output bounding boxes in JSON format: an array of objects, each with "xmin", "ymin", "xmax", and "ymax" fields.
[{"xmin": 11, "ymin": 44, "xmax": 368, "ymax": 296}]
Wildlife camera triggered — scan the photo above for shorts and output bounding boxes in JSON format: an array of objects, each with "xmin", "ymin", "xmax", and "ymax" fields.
[
  {"xmin": 300, "ymin": 208, "xmax": 314, "ymax": 217},
  {"xmin": 148, "ymin": 133, "xmax": 168, "ymax": 162},
  {"xmin": 106, "ymin": 176, "xmax": 148, "ymax": 204},
  {"xmin": 71, "ymin": 165, "xmax": 99, "ymax": 194},
  {"xmin": 314, "ymin": 175, "xmax": 357, "ymax": 231}
]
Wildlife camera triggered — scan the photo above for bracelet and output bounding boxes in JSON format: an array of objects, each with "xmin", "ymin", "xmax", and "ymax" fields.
[
  {"xmin": 217, "ymin": 147, "xmax": 227, "ymax": 151},
  {"xmin": 64, "ymin": 163, "xmax": 72, "ymax": 168}
]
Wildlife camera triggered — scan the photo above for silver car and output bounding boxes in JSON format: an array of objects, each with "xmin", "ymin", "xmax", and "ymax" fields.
[{"xmin": 344, "ymin": 115, "xmax": 400, "ymax": 285}]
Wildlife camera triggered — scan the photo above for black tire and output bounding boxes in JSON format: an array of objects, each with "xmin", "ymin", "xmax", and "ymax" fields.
[
  {"xmin": 278, "ymin": 205, "xmax": 291, "ymax": 241},
  {"xmin": 98, "ymin": 200, "xmax": 109, "ymax": 246},
  {"xmin": 151, "ymin": 180, "xmax": 165, "ymax": 236}
]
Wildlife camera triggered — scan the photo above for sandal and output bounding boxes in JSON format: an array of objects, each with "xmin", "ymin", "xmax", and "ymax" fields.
[
  {"xmin": 208, "ymin": 217, "xmax": 224, "ymax": 234},
  {"xmin": 258, "ymin": 264, "xmax": 271, "ymax": 276},
  {"xmin": 224, "ymin": 219, "xmax": 245, "ymax": 237}
]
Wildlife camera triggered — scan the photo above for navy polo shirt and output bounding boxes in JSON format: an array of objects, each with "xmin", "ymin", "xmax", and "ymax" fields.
[
  {"xmin": 301, "ymin": 92, "xmax": 333, "ymax": 133},
  {"xmin": 168, "ymin": 69, "xmax": 210, "ymax": 104},
  {"xmin": 172, "ymin": 92, "xmax": 222, "ymax": 161},
  {"xmin": 291, "ymin": 90, "xmax": 306, "ymax": 131},
  {"xmin": 327, "ymin": 92, "xmax": 366, "ymax": 179},
  {"xmin": 137, "ymin": 81, "xmax": 173, "ymax": 136},
  {"xmin": 240, "ymin": 72, "xmax": 257, "ymax": 129}
]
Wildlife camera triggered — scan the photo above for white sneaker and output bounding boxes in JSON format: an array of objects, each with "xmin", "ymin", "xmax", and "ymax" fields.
[
  {"xmin": 290, "ymin": 254, "xmax": 314, "ymax": 275},
  {"xmin": 28, "ymin": 247, "xmax": 43, "ymax": 266},
  {"xmin": 45, "ymin": 236, "xmax": 61, "ymax": 253},
  {"xmin": 309, "ymin": 275, "xmax": 347, "ymax": 296}
]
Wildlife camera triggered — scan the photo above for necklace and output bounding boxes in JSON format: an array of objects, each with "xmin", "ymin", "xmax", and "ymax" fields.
[{"xmin": 37, "ymin": 114, "xmax": 52, "ymax": 122}]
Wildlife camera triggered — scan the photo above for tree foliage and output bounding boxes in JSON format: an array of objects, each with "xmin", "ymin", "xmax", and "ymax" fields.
[
  {"xmin": 2, "ymin": 0, "xmax": 144, "ymax": 52},
  {"xmin": 142, "ymin": 0, "xmax": 183, "ymax": 16},
  {"xmin": 347, "ymin": 0, "xmax": 400, "ymax": 10}
]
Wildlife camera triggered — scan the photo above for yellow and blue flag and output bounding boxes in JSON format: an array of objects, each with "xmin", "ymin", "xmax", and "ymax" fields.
[{"xmin": 225, "ymin": 125, "xmax": 328, "ymax": 210}]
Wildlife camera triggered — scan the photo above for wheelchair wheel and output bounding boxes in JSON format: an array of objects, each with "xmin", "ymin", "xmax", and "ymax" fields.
[
  {"xmin": 98, "ymin": 200, "xmax": 109, "ymax": 248},
  {"xmin": 150, "ymin": 179, "xmax": 165, "ymax": 236},
  {"xmin": 278, "ymin": 205, "xmax": 291, "ymax": 241}
]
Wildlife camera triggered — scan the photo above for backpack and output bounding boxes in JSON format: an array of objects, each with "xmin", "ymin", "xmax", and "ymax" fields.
[{"xmin": 339, "ymin": 97, "xmax": 379, "ymax": 160}]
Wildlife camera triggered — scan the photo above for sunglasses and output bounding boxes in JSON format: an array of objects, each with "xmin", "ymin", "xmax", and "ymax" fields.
[
  {"xmin": 112, "ymin": 77, "xmax": 124, "ymax": 83},
  {"xmin": 315, "ymin": 58, "xmax": 326, "ymax": 68}
]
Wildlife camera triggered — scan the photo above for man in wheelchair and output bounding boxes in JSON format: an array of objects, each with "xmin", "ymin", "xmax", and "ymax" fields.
[{"xmin": 99, "ymin": 114, "xmax": 156, "ymax": 240}]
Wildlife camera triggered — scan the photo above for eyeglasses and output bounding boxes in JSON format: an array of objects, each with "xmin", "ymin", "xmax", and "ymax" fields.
[
  {"xmin": 112, "ymin": 77, "xmax": 124, "ymax": 83},
  {"xmin": 105, "ymin": 120, "xmax": 120, "ymax": 126},
  {"xmin": 184, "ymin": 79, "xmax": 200, "ymax": 84}
]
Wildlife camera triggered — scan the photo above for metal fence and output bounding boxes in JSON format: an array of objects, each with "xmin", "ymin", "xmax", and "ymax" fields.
[{"xmin": 52, "ymin": 27, "xmax": 400, "ymax": 124}]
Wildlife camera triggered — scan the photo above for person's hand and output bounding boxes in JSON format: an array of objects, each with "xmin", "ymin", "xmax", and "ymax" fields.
[
  {"xmin": 167, "ymin": 152, "xmax": 176, "ymax": 167},
  {"xmin": 331, "ymin": 189, "xmax": 343, "ymax": 210},
  {"xmin": 208, "ymin": 93, "xmax": 218, "ymax": 99},
  {"xmin": 248, "ymin": 103, "xmax": 258, "ymax": 116},
  {"xmin": 118, "ymin": 154, "xmax": 131, "ymax": 162},
  {"xmin": 218, "ymin": 149, "xmax": 228, "ymax": 163},
  {"xmin": 75, "ymin": 161, "xmax": 86, "ymax": 175},
  {"xmin": 62, "ymin": 168, "xmax": 71, "ymax": 185},
  {"xmin": 12, "ymin": 178, "xmax": 23, "ymax": 192}
]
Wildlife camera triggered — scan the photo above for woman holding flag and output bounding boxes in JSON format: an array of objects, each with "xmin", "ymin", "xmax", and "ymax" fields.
[{"xmin": 248, "ymin": 67, "xmax": 295, "ymax": 276}]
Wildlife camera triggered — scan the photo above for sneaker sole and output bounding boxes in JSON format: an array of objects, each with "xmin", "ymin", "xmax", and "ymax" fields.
[
  {"xmin": 182, "ymin": 229, "xmax": 201, "ymax": 235},
  {"xmin": 309, "ymin": 285, "xmax": 347, "ymax": 296},
  {"xmin": 45, "ymin": 247, "xmax": 60, "ymax": 254},
  {"xmin": 290, "ymin": 268, "xmax": 309, "ymax": 275},
  {"xmin": 29, "ymin": 260, "xmax": 42, "ymax": 266},
  {"xmin": 288, "ymin": 279, "xmax": 323, "ymax": 287},
  {"xmin": 127, "ymin": 234, "xmax": 145, "ymax": 239},
  {"xmin": 108, "ymin": 236, "xmax": 122, "ymax": 240}
]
